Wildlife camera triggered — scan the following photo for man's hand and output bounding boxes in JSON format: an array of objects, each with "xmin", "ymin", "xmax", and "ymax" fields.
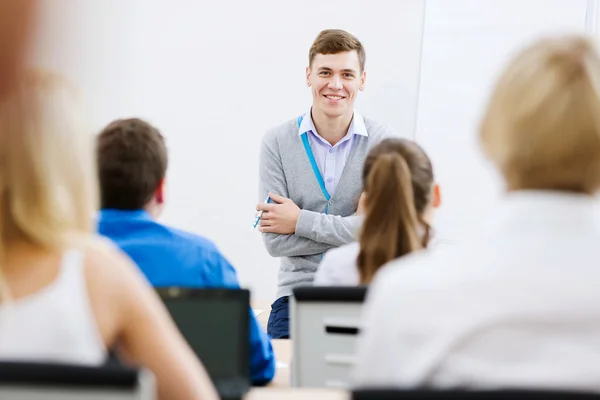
[{"xmin": 256, "ymin": 193, "xmax": 301, "ymax": 234}]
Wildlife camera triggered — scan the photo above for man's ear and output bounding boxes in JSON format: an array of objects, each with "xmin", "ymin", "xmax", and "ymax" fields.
[
  {"xmin": 155, "ymin": 178, "xmax": 166, "ymax": 204},
  {"xmin": 360, "ymin": 70, "xmax": 366, "ymax": 90},
  {"xmin": 432, "ymin": 183, "xmax": 441, "ymax": 208},
  {"xmin": 306, "ymin": 66, "xmax": 311, "ymax": 87}
]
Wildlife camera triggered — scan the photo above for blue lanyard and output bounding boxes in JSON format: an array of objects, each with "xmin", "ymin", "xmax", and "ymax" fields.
[{"xmin": 297, "ymin": 115, "xmax": 330, "ymax": 214}]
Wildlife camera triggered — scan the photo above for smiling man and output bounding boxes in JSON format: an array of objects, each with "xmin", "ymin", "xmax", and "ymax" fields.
[{"xmin": 257, "ymin": 29, "xmax": 396, "ymax": 338}]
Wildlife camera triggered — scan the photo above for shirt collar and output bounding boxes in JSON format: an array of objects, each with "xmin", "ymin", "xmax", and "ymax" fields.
[
  {"xmin": 99, "ymin": 208, "xmax": 154, "ymax": 222},
  {"xmin": 298, "ymin": 109, "xmax": 368, "ymax": 138},
  {"xmin": 485, "ymin": 190, "xmax": 598, "ymax": 235}
]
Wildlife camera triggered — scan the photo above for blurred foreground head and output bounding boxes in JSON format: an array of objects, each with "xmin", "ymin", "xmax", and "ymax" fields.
[
  {"xmin": 0, "ymin": 0, "xmax": 38, "ymax": 97},
  {"xmin": 480, "ymin": 35, "xmax": 600, "ymax": 194},
  {"xmin": 0, "ymin": 70, "xmax": 95, "ymax": 257}
]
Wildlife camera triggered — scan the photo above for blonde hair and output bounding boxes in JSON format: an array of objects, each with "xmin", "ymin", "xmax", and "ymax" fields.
[
  {"xmin": 480, "ymin": 35, "xmax": 600, "ymax": 193},
  {"xmin": 0, "ymin": 70, "xmax": 97, "ymax": 302}
]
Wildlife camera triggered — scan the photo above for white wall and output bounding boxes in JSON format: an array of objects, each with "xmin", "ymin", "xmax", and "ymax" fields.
[
  {"xmin": 29, "ymin": 1, "xmax": 138, "ymax": 129},
  {"xmin": 592, "ymin": 0, "xmax": 599, "ymax": 34},
  {"xmin": 31, "ymin": 0, "xmax": 599, "ymax": 301},
  {"xmin": 120, "ymin": 0, "xmax": 425, "ymax": 301},
  {"xmin": 32, "ymin": 0, "xmax": 425, "ymax": 301},
  {"xmin": 414, "ymin": 0, "xmax": 591, "ymax": 243}
]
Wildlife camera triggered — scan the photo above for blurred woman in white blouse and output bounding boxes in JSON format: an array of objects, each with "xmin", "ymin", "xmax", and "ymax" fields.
[
  {"xmin": 314, "ymin": 138, "xmax": 441, "ymax": 286},
  {"xmin": 0, "ymin": 70, "xmax": 218, "ymax": 400},
  {"xmin": 353, "ymin": 35, "xmax": 600, "ymax": 391}
]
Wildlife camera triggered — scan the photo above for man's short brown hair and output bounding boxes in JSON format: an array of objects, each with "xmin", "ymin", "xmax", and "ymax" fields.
[
  {"xmin": 309, "ymin": 29, "xmax": 366, "ymax": 72},
  {"xmin": 97, "ymin": 118, "xmax": 167, "ymax": 210}
]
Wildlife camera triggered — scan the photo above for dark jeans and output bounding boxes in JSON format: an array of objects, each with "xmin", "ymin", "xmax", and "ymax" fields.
[{"xmin": 267, "ymin": 296, "xmax": 290, "ymax": 339}]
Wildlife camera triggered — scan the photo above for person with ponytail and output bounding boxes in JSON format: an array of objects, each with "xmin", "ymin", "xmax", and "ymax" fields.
[{"xmin": 314, "ymin": 138, "xmax": 441, "ymax": 286}]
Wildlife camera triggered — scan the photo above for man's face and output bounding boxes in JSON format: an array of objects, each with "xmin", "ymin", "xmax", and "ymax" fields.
[{"xmin": 306, "ymin": 50, "xmax": 365, "ymax": 119}]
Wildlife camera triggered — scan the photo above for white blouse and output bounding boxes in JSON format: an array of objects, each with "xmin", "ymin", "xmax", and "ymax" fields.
[
  {"xmin": 314, "ymin": 235, "xmax": 442, "ymax": 287},
  {"xmin": 353, "ymin": 191, "xmax": 600, "ymax": 392},
  {"xmin": 314, "ymin": 242, "xmax": 361, "ymax": 286}
]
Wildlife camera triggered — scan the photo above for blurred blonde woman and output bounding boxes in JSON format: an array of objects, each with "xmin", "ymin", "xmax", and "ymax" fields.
[
  {"xmin": 0, "ymin": 70, "xmax": 218, "ymax": 400},
  {"xmin": 353, "ymin": 35, "xmax": 600, "ymax": 391}
]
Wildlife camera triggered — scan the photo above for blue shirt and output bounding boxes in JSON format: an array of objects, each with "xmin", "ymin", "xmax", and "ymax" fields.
[{"xmin": 97, "ymin": 209, "xmax": 275, "ymax": 385}]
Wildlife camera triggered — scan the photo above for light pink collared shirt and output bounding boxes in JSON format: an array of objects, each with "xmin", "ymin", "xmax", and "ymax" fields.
[{"xmin": 298, "ymin": 110, "xmax": 369, "ymax": 196}]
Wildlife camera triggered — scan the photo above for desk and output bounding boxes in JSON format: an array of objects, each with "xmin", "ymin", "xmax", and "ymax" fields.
[
  {"xmin": 245, "ymin": 388, "xmax": 348, "ymax": 400},
  {"xmin": 270, "ymin": 339, "xmax": 291, "ymax": 387},
  {"xmin": 251, "ymin": 299, "xmax": 271, "ymax": 331},
  {"xmin": 243, "ymin": 336, "xmax": 349, "ymax": 398}
]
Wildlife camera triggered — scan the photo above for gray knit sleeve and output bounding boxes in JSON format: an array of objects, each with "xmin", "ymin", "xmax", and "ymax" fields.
[
  {"xmin": 295, "ymin": 210, "xmax": 362, "ymax": 246},
  {"xmin": 258, "ymin": 131, "xmax": 335, "ymax": 257}
]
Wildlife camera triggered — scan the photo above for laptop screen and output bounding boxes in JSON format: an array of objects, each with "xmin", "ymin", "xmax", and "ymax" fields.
[{"xmin": 157, "ymin": 288, "xmax": 250, "ymax": 385}]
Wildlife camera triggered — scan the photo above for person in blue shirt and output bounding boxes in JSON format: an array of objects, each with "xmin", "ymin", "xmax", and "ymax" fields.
[{"xmin": 95, "ymin": 118, "xmax": 276, "ymax": 386}]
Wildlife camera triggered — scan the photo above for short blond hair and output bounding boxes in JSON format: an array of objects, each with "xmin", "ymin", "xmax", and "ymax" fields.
[
  {"xmin": 0, "ymin": 70, "xmax": 96, "ymax": 300},
  {"xmin": 480, "ymin": 35, "xmax": 600, "ymax": 193}
]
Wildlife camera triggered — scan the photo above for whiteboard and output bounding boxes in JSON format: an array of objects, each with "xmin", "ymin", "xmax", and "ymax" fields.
[
  {"xmin": 414, "ymin": 0, "xmax": 591, "ymax": 243},
  {"xmin": 121, "ymin": 0, "xmax": 426, "ymax": 300},
  {"xmin": 33, "ymin": 1, "xmax": 597, "ymax": 299},
  {"xmin": 31, "ymin": 0, "xmax": 426, "ymax": 301}
]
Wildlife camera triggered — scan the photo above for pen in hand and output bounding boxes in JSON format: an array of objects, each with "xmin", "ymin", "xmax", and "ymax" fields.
[{"xmin": 253, "ymin": 195, "xmax": 271, "ymax": 229}]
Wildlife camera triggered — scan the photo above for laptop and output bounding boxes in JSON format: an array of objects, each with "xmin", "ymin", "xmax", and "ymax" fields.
[{"xmin": 156, "ymin": 287, "xmax": 250, "ymax": 400}]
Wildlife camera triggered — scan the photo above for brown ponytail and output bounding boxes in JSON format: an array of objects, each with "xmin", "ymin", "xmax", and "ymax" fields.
[{"xmin": 357, "ymin": 139, "xmax": 434, "ymax": 284}]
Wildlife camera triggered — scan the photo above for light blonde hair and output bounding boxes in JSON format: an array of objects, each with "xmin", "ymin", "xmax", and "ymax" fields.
[
  {"xmin": 480, "ymin": 35, "xmax": 600, "ymax": 193},
  {"xmin": 0, "ymin": 70, "xmax": 97, "ymax": 302}
]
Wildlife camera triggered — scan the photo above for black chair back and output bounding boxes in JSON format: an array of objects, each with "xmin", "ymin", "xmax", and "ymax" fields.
[{"xmin": 352, "ymin": 389, "xmax": 600, "ymax": 400}]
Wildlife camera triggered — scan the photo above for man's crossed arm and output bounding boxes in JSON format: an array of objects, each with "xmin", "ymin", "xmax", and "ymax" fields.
[{"xmin": 256, "ymin": 192, "xmax": 363, "ymax": 258}]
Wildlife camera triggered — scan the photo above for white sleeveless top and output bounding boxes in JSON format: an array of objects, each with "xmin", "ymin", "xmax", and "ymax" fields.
[{"xmin": 0, "ymin": 249, "xmax": 107, "ymax": 365}]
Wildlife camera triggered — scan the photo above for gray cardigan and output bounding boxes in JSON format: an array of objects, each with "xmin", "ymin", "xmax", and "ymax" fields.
[{"xmin": 258, "ymin": 115, "xmax": 395, "ymax": 298}]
